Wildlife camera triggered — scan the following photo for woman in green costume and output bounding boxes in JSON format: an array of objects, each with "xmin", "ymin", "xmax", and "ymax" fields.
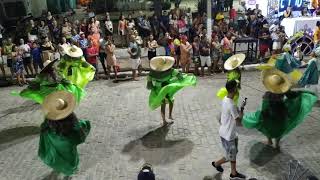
[
  {"xmin": 39, "ymin": 91, "xmax": 90, "ymax": 176},
  {"xmin": 242, "ymin": 69, "xmax": 318, "ymax": 149},
  {"xmin": 217, "ymin": 54, "xmax": 245, "ymax": 104},
  {"xmin": 13, "ymin": 59, "xmax": 85, "ymax": 104},
  {"xmin": 147, "ymin": 56, "xmax": 197, "ymax": 125},
  {"xmin": 57, "ymin": 45, "xmax": 95, "ymax": 89}
]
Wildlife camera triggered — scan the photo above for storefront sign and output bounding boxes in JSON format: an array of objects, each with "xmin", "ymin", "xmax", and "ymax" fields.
[{"xmin": 279, "ymin": 0, "xmax": 304, "ymax": 12}]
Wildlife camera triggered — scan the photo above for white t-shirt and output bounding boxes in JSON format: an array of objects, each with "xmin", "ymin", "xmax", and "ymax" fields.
[
  {"xmin": 237, "ymin": 5, "xmax": 246, "ymax": 20},
  {"xmin": 19, "ymin": 44, "xmax": 31, "ymax": 57},
  {"xmin": 219, "ymin": 97, "xmax": 239, "ymax": 141}
]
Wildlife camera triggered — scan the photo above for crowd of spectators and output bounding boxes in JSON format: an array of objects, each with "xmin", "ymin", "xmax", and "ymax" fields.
[{"xmin": 0, "ymin": 0, "xmax": 297, "ymax": 85}]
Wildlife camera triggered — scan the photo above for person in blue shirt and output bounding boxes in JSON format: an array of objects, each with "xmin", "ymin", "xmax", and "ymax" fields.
[{"xmin": 31, "ymin": 42, "xmax": 44, "ymax": 74}]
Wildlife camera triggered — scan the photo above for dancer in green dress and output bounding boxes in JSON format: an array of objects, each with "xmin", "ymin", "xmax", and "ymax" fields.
[
  {"xmin": 242, "ymin": 69, "xmax": 318, "ymax": 149},
  {"xmin": 217, "ymin": 54, "xmax": 245, "ymax": 104},
  {"xmin": 39, "ymin": 91, "xmax": 90, "ymax": 176},
  {"xmin": 12, "ymin": 59, "xmax": 85, "ymax": 104},
  {"xmin": 57, "ymin": 45, "xmax": 95, "ymax": 89},
  {"xmin": 147, "ymin": 56, "xmax": 197, "ymax": 125}
]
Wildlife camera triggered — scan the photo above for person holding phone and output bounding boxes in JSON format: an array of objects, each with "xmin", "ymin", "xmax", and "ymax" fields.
[{"xmin": 212, "ymin": 80, "xmax": 246, "ymax": 179}]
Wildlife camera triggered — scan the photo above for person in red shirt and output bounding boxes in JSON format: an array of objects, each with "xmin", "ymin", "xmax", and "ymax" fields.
[
  {"xmin": 86, "ymin": 39, "xmax": 99, "ymax": 80},
  {"xmin": 229, "ymin": 5, "xmax": 236, "ymax": 21}
]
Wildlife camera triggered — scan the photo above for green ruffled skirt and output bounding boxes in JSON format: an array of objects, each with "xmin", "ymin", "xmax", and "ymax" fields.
[
  {"xmin": 242, "ymin": 91, "xmax": 318, "ymax": 139},
  {"xmin": 149, "ymin": 74, "xmax": 197, "ymax": 110}
]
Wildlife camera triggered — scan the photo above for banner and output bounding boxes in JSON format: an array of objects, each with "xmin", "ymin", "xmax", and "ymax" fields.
[{"xmin": 279, "ymin": 0, "xmax": 304, "ymax": 12}]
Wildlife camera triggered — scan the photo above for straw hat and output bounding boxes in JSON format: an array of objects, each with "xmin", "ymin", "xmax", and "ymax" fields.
[
  {"xmin": 224, "ymin": 54, "xmax": 246, "ymax": 70},
  {"xmin": 282, "ymin": 44, "xmax": 291, "ymax": 52},
  {"xmin": 149, "ymin": 56, "xmax": 175, "ymax": 72},
  {"xmin": 216, "ymin": 14, "xmax": 224, "ymax": 21},
  {"xmin": 65, "ymin": 45, "xmax": 83, "ymax": 58},
  {"xmin": 40, "ymin": 59, "xmax": 58, "ymax": 74},
  {"xmin": 42, "ymin": 91, "xmax": 76, "ymax": 121},
  {"xmin": 262, "ymin": 69, "xmax": 292, "ymax": 94}
]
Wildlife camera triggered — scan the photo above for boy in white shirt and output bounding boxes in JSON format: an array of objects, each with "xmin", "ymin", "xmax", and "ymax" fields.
[{"xmin": 212, "ymin": 80, "xmax": 246, "ymax": 179}]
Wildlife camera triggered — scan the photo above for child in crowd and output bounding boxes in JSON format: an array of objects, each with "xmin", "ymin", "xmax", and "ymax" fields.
[
  {"xmin": 270, "ymin": 25, "xmax": 281, "ymax": 54},
  {"xmin": 31, "ymin": 42, "xmax": 44, "ymax": 74},
  {"xmin": 221, "ymin": 32, "xmax": 234, "ymax": 71},
  {"xmin": 0, "ymin": 47, "xmax": 6, "ymax": 79},
  {"xmin": 192, "ymin": 36, "xmax": 201, "ymax": 76},
  {"xmin": 86, "ymin": 39, "xmax": 99, "ymax": 80},
  {"xmin": 13, "ymin": 45, "xmax": 27, "ymax": 86},
  {"xmin": 173, "ymin": 36, "xmax": 181, "ymax": 67},
  {"xmin": 258, "ymin": 24, "xmax": 271, "ymax": 62},
  {"xmin": 147, "ymin": 34, "xmax": 158, "ymax": 61},
  {"xmin": 180, "ymin": 35, "xmax": 192, "ymax": 73},
  {"xmin": 211, "ymin": 35, "xmax": 222, "ymax": 73},
  {"xmin": 105, "ymin": 39, "xmax": 118, "ymax": 82}
]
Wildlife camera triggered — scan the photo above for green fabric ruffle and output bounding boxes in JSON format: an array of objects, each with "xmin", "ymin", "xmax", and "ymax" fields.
[
  {"xmin": 147, "ymin": 69, "xmax": 197, "ymax": 110},
  {"xmin": 242, "ymin": 91, "xmax": 318, "ymax": 139}
]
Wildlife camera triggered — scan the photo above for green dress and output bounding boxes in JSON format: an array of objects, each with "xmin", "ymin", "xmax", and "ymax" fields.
[
  {"xmin": 217, "ymin": 69, "xmax": 241, "ymax": 103},
  {"xmin": 57, "ymin": 56, "xmax": 95, "ymax": 89},
  {"xmin": 242, "ymin": 91, "xmax": 318, "ymax": 139},
  {"xmin": 12, "ymin": 76, "xmax": 85, "ymax": 104},
  {"xmin": 38, "ymin": 119, "xmax": 91, "ymax": 176},
  {"xmin": 147, "ymin": 69, "xmax": 197, "ymax": 110}
]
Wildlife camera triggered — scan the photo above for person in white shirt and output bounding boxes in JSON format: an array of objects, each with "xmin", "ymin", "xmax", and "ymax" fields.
[
  {"xmin": 0, "ymin": 24, "xmax": 3, "ymax": 46},
  {"xmin": 237, "ymin": 1, "xmax": 247, "ymax": 36},
  {"xmin": 19, "ymin": 38, "xmax": 34, "ymax": 76},
  {"xmin": 212, "ymin": 80, "xmax": 246, "ymax": 179}
]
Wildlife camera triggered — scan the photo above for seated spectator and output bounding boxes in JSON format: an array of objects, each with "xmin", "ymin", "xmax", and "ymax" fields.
[
  {"xmin": 71, "ymin": 29, "xmax": 80, "ymax": 46},
  {"xmin": 283, "ymin": 6, "xmax": 293, "ymax": 18},
  {"xmin": 80, "ymin": 18, "xmax": 88, "ymax": 37},
  {"xmin": 41, "ymin": 37, "xmax": 55, "ymax": 61},
  {"xmin": 62, "ymin": 21, "xmax": 72, "ymax": 42},
  {"xmin": 38, "ymin": 20, "xmax": 50, "ymax": 40},
  {"xmin": 52, "ymin": 20, "xmax": 61, "ymax": 44}
]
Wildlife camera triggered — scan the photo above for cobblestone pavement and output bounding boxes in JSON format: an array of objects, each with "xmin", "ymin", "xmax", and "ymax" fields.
[{"xmin": 0, "ymin": 71, "xmax": 319, "ymax": 180}]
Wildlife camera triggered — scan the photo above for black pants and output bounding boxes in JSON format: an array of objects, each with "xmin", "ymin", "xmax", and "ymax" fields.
[
  {"xmin": 99, "ymin": 52, "xmax": 107, "ymax": 74},
  {"xmin": 148, "ymin": 51, "xmax": 156, "ymax": 60}
]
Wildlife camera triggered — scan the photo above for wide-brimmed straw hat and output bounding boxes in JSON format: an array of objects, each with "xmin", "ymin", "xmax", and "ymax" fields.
[
  {"xmin": 42, "ymin": 91, "xmax": 76, "ymax": 121},
  {"xmin": 149, "ymin": 56, "xmax": 175, "ymax": 72},
  {"xmin": 65, "ymin": 45, "xmax": 83, "ymax": 58},
  {"xmin": 262, "ymin": 69, "xmax": 292, "ymax": 94},
  {"xmin": 224, "ymin": 53, "xmax": 246, "ymax": 70},
  {"xmin": 40, "ymin": 59, "xmax": 58, "ymax": 74}
]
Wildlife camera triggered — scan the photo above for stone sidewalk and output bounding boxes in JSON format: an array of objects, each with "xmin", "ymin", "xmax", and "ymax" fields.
[{"xmin": 0, "ymin": 71, "xmax": 319, "ymax": 180}]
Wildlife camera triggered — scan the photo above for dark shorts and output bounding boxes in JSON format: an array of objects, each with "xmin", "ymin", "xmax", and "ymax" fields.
[
  {"xmin": 7, "ymin": 59, "xmax": 13, "ymax": 68},
  {"xmin": 23, "ymin": 57, "xmax": 31, "ymax": 66},
  {"xmin": 259, "ymin": 44, "xmax": 269, "ymax": 56},
  {"xmin": 221, "ymin": 137, "xmax": 238, "ymax": 161},
  {"xmin": 148, "ymin": 51, "xmax": 156, "ymax": 60}
]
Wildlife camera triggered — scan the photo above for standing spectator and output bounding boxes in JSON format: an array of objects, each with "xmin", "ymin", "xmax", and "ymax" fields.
[
  {"xmin": 98, "ymin": 36, "xmax": 108, "ymax": 76},
  {"xmin": 105, "ymin": 39, "xmax": 118, "ymax": 81},
  {"xmin": 211, "ymin": 35, "xmax": 223, "ymax": 73},
  {"xmin": 0, "ymin": 47, "xmax": 5, "ymax": 78},
  {"xmin": 80, "ymin": 18, "xmax": 88, "ymax": 37},
  {"xmin": 173, "ymin": 36, "xmax": 181, "ymax": 68},
  {"xmin": 150, "ymin": 14, "xmax": 160, "ymax": 39},
  {"xmin": 52, "ymin": 20, "xmax": 61, "ymax": 44},
  {"xmin": 258, "ymin": 24, "xmax": 271, "ymax": 62},
  {"xmin": 61, "ymin": 21, "xmax": 72, "ymax": 42},
  {"xmin": 31, "ymin": 42, "xmax": 43, "ymax": 74},
  {"xmin": 128, "ymin": 35, "xmax": 141, "ymax": 81},
  {"xmin": 71, "ymin": 29, "xmax": 80, "ymax": 46},
  {"xmin": 118, "ymin": 15, "xmax": 127, "ymax": 47},
  {"xmin": 79, "ymin": 32, "xmax": 88, "ymax": 57},
  {"xmin": 127, "ymin": 14, "xmax": 136, "ymax": 36},
  {"xmin": 88, "ymin": 17, "xmax": 100, "ymax": 35},
  {"xmin": 139, "ymin": 15, "xmax": 152, "ymax": 48},
  {"xmin": 283, "ymin": 6, "xmax": 293, "ymax": 18},
  {"xmin": 229, "ymin": 5, "xmax": 237, "ymax": 21},
  {"xmin": 104, "ymin": 13, "xmax": 113, "ymax": 38},
  {"xmin": 0, "ymin": 23, "xmax": 3, "ymax": 46},
  {"xmin": 221, "ymin": 32, "xmax": 234, "ymax": 68},
  {"xmin": 41, "ymin": 37, "xmax": 55, "ymax": 62},
  {"xmin": 147, "ymin": 34, "xmax": 158, "ymax": 60},
  {"xmin": 180, "ymin": 35, "xmax": 192, "ymax": 73},
  {"xmin": 178, "ymin": 15, "xmax": 188, "ymax": 35},
  {"xmin": 199, "ymin": 37, "xmax": 211, "ymax": 76},
  {"xmin": 86, "ymin": 39, "xmax": 99, "ymax": 80},
  {"xmin": 171, "ymin": 3, "xmax": 182, "ymax": 18},
  {"xmin": 46, "ymin": 11, "xmax": 54, "ymax": 31},
  {"xmin": 28, "ymin": 19, "xmax": 38, "ymax": 42},
  {"xmin": 270, "ymin": 25, "xmax": 281, "ymax": 54},
  {"xmin": 237, "ymin": 1, "xmax": 247, "ymax": 37},
  {"xmin": 72, "ymin": 20, "xmax": 81, "ymax": 33},
  {"xmin": 192, "ymin": 36, "xmax": 201, "ymax": 75},
  {"xmin": 3, "ymin": 38, "xmax": 15, "ymax": 79},
  {"xmin": 160, "ymin": 11, "xmax": 170, "ymax": 35},
  {"xmin": 88, "ymin": 28, "xmax": 100, "ymax": 49},
  {"xmin": 38, "ymin": 20, "xmax": 50, "ymax": 40},
  {"xmin": 12, "ymin": 46, "xmax": 27, "ymax": 86},
  {"xmin": 314, "ymin": 21, "xmax": 320, "ymax": 46},
  {"xmin": 19, "ymin": 38, "xmax": 34, "ymax": 76},
  {"xmin": 211, "ymin": 80, "xmax": 246, "ymax": 179}
]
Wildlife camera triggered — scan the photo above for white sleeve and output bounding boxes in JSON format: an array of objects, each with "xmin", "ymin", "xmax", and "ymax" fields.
[{"xmin": 230, "ymin": 103, "xmax": 240, "ymax": 120}]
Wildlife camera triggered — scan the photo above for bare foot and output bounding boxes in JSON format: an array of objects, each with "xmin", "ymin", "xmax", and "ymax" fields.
[
  {"xmin": 163, "ymin": 120, "xmax": 174, "ymax": 126},
  {"xmin": 169, "ymin": 116, "xmax": 174, "ymax": 120},
  {"xmin": 262, "ymin": 141, "xmax": 273, "ymax": 146}
]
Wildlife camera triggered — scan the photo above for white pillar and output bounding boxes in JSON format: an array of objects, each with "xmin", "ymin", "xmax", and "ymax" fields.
[{"xmin": 207, "ymin": 0, "xmax": 212, "ymax": 42}]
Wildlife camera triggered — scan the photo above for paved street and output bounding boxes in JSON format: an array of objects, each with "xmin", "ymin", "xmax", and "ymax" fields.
[{"xmin": 0, "ymin": 71, "xmax": 319, "ymax": 180}]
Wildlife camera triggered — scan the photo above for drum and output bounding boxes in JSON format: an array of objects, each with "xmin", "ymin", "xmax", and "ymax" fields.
[{"xmin": 286, "ymin": 31, "xmax": 314, "ymax": 56}]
